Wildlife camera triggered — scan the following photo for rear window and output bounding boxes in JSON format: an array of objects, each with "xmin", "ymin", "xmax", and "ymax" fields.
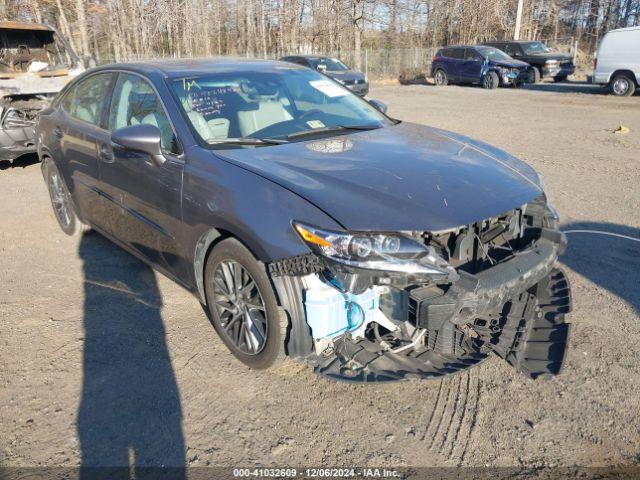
[{"xmin": 440, "ymin": 48, "xmax": 464, "ymax": 59}]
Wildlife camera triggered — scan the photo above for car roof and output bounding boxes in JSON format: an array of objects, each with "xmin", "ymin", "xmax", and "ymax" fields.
[
  {"xmin": 283, "ymin": 54, "xmax": 337, "ymax": 60},
  {"xmin": 607, "ymin": 26, "xmax": 640, "ymax": 33},
  {"xmin": 0, "ymin": 20, "xmax": 53, "ymax": 31},
  {"xmin": 484, "ymin": 40, "xmax": 540, "ymax": 44},
  {"xmin": 90, "ymin": 58, "xmax": 305, "ymax": 79}
]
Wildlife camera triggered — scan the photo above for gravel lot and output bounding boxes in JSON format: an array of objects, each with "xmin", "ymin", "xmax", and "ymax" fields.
[{"xmin": 1, "ymin": 82, "xmax": 639, "ymax": 472}]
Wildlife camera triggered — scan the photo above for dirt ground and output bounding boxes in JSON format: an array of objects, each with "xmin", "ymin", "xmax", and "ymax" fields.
[{"xmin": 1, "ymin": 81, "xmax": 639, "ymax": 472}]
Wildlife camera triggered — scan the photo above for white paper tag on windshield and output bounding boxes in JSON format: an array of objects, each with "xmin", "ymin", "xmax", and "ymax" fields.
[
  {"xmin": 309, "ymin": 79, "xmax": 349, "ymax": 97},
  {"xmin": 306, "ymin": 120, "xmax": 325, "ymax": 129}
]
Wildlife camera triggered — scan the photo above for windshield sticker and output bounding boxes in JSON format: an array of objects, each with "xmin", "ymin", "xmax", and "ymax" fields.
[
  {"xmin": 309, "ymin": 79, "xmax": 348, "ymax": 97},
  {"xmin": 306, "ymin": 120, "xmax": 325, "ymax": 129}
]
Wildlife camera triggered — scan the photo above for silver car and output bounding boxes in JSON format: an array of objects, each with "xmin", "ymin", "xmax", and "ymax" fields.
[{"xmin": 593, "ymin": 26, "xmax": 640, "ymax": 97}]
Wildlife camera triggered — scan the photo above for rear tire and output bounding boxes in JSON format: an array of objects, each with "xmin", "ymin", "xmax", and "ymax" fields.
[
  {"xmin": 610, "ymin": 73, "xmax": 636, "ymax": 97},
  {"xmin": 43, "ymin": 158, "xmax": 88, "ymax": 236},
  {"xmin": 204, "ymin": 238, "xmax": 286, "ymax": 369},
  {"xmin": 553, "ymin": 75, "xmax": 568, "ymax": 83},
  {"xmin": 434, "ymin": 69, "xmax": 448, "ymax": 86},
  {"xmin": 482, "ymin": 71, "xmax": 499, "ymax": 89}
]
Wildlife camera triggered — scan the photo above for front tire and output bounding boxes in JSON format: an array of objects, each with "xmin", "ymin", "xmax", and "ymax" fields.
[
  {"xmin": 43, "ymin": 158, "xmax": 86, "ymax": 236},
  {"xmin": 610, "ymin": 73, "xmax": 636, "ymax": 97},
  {"xmin": 204, "ymin": 238, "xmax": 286, "ymax": 369},
  {"xmin": 482, "ymin": 71, "xmax": 499, "ymax": 89},
  {"xmin": 530, "ymin": 67, "xmax": 541, "ymax": 84},
  {"xmin": 434, "ymin": 69, "xmax": 448, "ymax": 86},
  {"xmin": 553, "ymin": 74, "xmax": 568, "ymax": 83}
]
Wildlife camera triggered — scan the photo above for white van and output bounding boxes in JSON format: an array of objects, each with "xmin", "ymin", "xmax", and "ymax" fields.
[{"xmin": 593, "ymin": 26, "xmax": 640, "ymax": 96}]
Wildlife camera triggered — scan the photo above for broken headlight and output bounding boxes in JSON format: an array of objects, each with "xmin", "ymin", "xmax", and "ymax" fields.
[{"xmin": 293, "ymin": 222, "xmax": 454, "ymax": 276}]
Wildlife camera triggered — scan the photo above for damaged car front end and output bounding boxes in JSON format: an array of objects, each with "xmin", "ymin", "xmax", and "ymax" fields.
[
  {"xmin": 0, "ymin": 21, "xmax": 83, "ymax": 163},
  {"xmin": 211, "ymin": 117, "xmax": 572, "ymax": 382},
  {"xmin": 270, "ymin": 197, "xmax": 570, "ymax": 381}
]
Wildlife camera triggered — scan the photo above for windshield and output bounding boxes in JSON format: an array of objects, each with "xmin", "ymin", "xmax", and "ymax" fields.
[
  {"xmin": 171, "ymin": 68, "xmax": 388, "ymax": 146},
  {"xmin": 522, "ymin": 41, "xmax": 551, "ymax": 55},
  {"xmin": 308, "ymin": 57, "xmax": 350, "ymax": 71},
  {"xmin": 476, "ymin": 46, "xmax": 513, "ymax": 62}
]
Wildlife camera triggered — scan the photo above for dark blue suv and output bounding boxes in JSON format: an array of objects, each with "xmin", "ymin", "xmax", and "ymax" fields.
[{"xmin": 431, "ymin": 45, "xmax": 531, "ymax": 89}]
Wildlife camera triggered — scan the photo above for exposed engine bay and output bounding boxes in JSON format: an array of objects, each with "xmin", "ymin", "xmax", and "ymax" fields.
[
  {"xmin": 0, "ymin": 22, "xmax": 83, "ymax": 163},
  {"xmin": 271, "ymin": 195, "xmax": 571, "ymax": 382}
]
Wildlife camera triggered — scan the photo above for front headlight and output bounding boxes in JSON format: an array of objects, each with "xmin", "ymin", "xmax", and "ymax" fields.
[{"xmin": 293, "ymin": 222, "xmax": 454, "ymax": 276}]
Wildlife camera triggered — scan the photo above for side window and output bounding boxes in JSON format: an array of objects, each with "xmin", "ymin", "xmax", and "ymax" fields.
[
  {"xmin": 64, "ymin": 73, "xmax": 113, "ymax": 126},
  {"xmin": 504, "ymin": 44, "xmax": 517, "ymax": 56},
  {"xmin": 108, "ymin": 73, "xmax": 179, "ymax": 155},
  {"xmin": 450, "ymin": 48, "xmax": 465, "ymax": 60},
  {"xmin": 464, "ymin": 49, "xmax": 480, "ymax": 61}
]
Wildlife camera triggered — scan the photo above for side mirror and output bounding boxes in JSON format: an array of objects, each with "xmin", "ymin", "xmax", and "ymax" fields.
[
  {"xmin": 111, "ymin": 124, "xmax": 166, "ymax": 166},
  {"xmin": 368, "ymin": 99, "xmax": 388, "ymax": 114},
  {"xmin": 317, "ymin": 65, "xmax": 327, "ymax": 73}
]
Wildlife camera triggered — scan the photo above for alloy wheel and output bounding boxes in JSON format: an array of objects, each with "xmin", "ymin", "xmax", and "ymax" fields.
[
  {"xmin": 49, "ymin": 171, "xmax": 72, "ymax": 228},
  {"xmin": 612, "ymin": 77, "xmax": 630, "ymax": 96},
  {"xmin": 212, "ymin": 260, "xmax": 268, "ymax": 355},
  {"xmin": 435, "ymin": 70, "xmax": 446, "ymax": 85},
  {"xmin": 483, "ymin": 74, "xmax": 494, "ymax": 89}
]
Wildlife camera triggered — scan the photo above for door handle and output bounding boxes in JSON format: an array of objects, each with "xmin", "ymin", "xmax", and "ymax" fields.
[
  {"xmin": 97, "ymin": 144, "xmax": 113, "ymax": 163},
  {"xmin": 53, "ymin": 127, "xmax": 64, "ymax": 139}
]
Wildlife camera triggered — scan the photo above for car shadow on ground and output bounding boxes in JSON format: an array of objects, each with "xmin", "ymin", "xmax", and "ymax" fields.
[
  {"xmin": 522, "ymin": 81, "xmax": 609, "ymax": 95},
  {"xmin": 0, "ymin": 153, "xmax": 40, "ymax": 170},
  {"xmin": 560, "ymin": 221, "xmax": 640, "ymax": 316},
  {"xmin": 77, "ymin": 232, "xmax": 186, "ymax": 479}
]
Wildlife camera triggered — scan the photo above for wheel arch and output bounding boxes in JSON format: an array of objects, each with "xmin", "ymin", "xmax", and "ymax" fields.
[
  {"xmin": 193, "ymin": 226, "xmax": 273, "ymax": 304},
  {"xmin": 610, "ymin": 69, "xmax": 638, "ymax": 86}
]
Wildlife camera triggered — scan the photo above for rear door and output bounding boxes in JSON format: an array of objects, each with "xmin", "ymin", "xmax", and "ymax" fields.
[
  {"xmin": 447, "ymin": 48, "xmax": 465, "ymax": 80},
  {"xmin": 56, "ymin": 72, "xmax": 115, "ymax": 231},
  {"xmin": 461, "ymin": 48, "xmax": 484, "ymax": 81},
  {"xmin": 100, "ymin": 72, "xmax": 186, "ymax": 278}
]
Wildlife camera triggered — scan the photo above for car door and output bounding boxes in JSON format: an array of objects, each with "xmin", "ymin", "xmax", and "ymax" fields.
[
  {"xmin": 55, "ymin": 72, "xmax": 116, "ymax": 232},
  {"xmin": 461, "ymin": 48, "xmax": 484, "ymax": 81},
  {"xmin": 447, "ymin": 48, "xmax": 465, "ymax": 81},
  {"xmin": 100, "ymin": 72, "xmax": 185, "ymax": 278}
]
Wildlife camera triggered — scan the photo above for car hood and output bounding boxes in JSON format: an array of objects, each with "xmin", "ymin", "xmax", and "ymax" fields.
[
  {"xmin": 524, "ymin": 52, "xmax": 572, "ymax": 62},
  {"xmin": 213, "ymin": 123, "xmax": 543, "ymax": 232},
  {"xmin": 326, "ymin": 70, "xmax": 366, "ymax": 82},
  {"xmin": 491, "ymin": 59, "xmax": 530, "ymax": 69}
]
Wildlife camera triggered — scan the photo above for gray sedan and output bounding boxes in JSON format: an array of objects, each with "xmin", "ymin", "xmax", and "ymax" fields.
[{"xmin": 36, "ymin": 59, "xmax": 570, "ymax": 382}]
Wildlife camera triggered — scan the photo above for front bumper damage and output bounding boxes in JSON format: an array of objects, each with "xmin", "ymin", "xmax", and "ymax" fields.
[
  {"xmin": 271, "ymin": 211, "xmax": 572, "ymax": 382},
  {"xmin": 0, "ymin": 95, "xmax": 52, "ymax": 162}
]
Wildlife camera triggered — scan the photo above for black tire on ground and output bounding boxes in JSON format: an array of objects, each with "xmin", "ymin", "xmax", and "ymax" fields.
[
  {"xmin": 553, "ymin": 75, "xmax": 568, "ymax": 83},
  {"xmin": 434, "ymin": 69, "xmax": 448, "ymax": 86},
  {"xmin": 530, "ymin": 67, "xmax": 541, "ymax": 84},
  {"xmin": 609, "ymin": 73, "xmax": 636, "ymax": 97},
  {"xmin": 204, "ymin": 238, "xmax": 286, "ymax": 369},
  {"xmin": 43, "ymin": 158, "xmax": 87, "ymax": 236},
  {"xmin": 482, "ymin": 71, "xmax": 499, "ymax": 89}
]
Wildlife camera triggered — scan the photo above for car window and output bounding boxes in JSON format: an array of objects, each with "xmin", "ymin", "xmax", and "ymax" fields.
[
  {"xmin": 464, "ymin": 49, "xmax": 480, "ymax": 61},
  {"xmin": 171, "ymin": 68, "xmax": 388, "ymax": 144},
  {"xmin": 476, "ymin": 46, "xmax": 513, "ymax": 62},
  {"xmin": 503, "ymin": 43, "xmax": 519, "ymax": 56},
  {"xmin": 108, "ymin": 73, "xmax": 179, "ymax": 155},
  {"xmin": 522, "ymin": 42, "xmax": 550, "ymax": 55},
  {"xmin": 63, "ymin": 73, "xmax": 113, "ymax": 127},
  {"xmin": 308, "ymin": 57, "xmax": 350, "ymax": 71},
  {"xmin": 449, "ymin": 48, "xmax": 465, "ymax": 60}
]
